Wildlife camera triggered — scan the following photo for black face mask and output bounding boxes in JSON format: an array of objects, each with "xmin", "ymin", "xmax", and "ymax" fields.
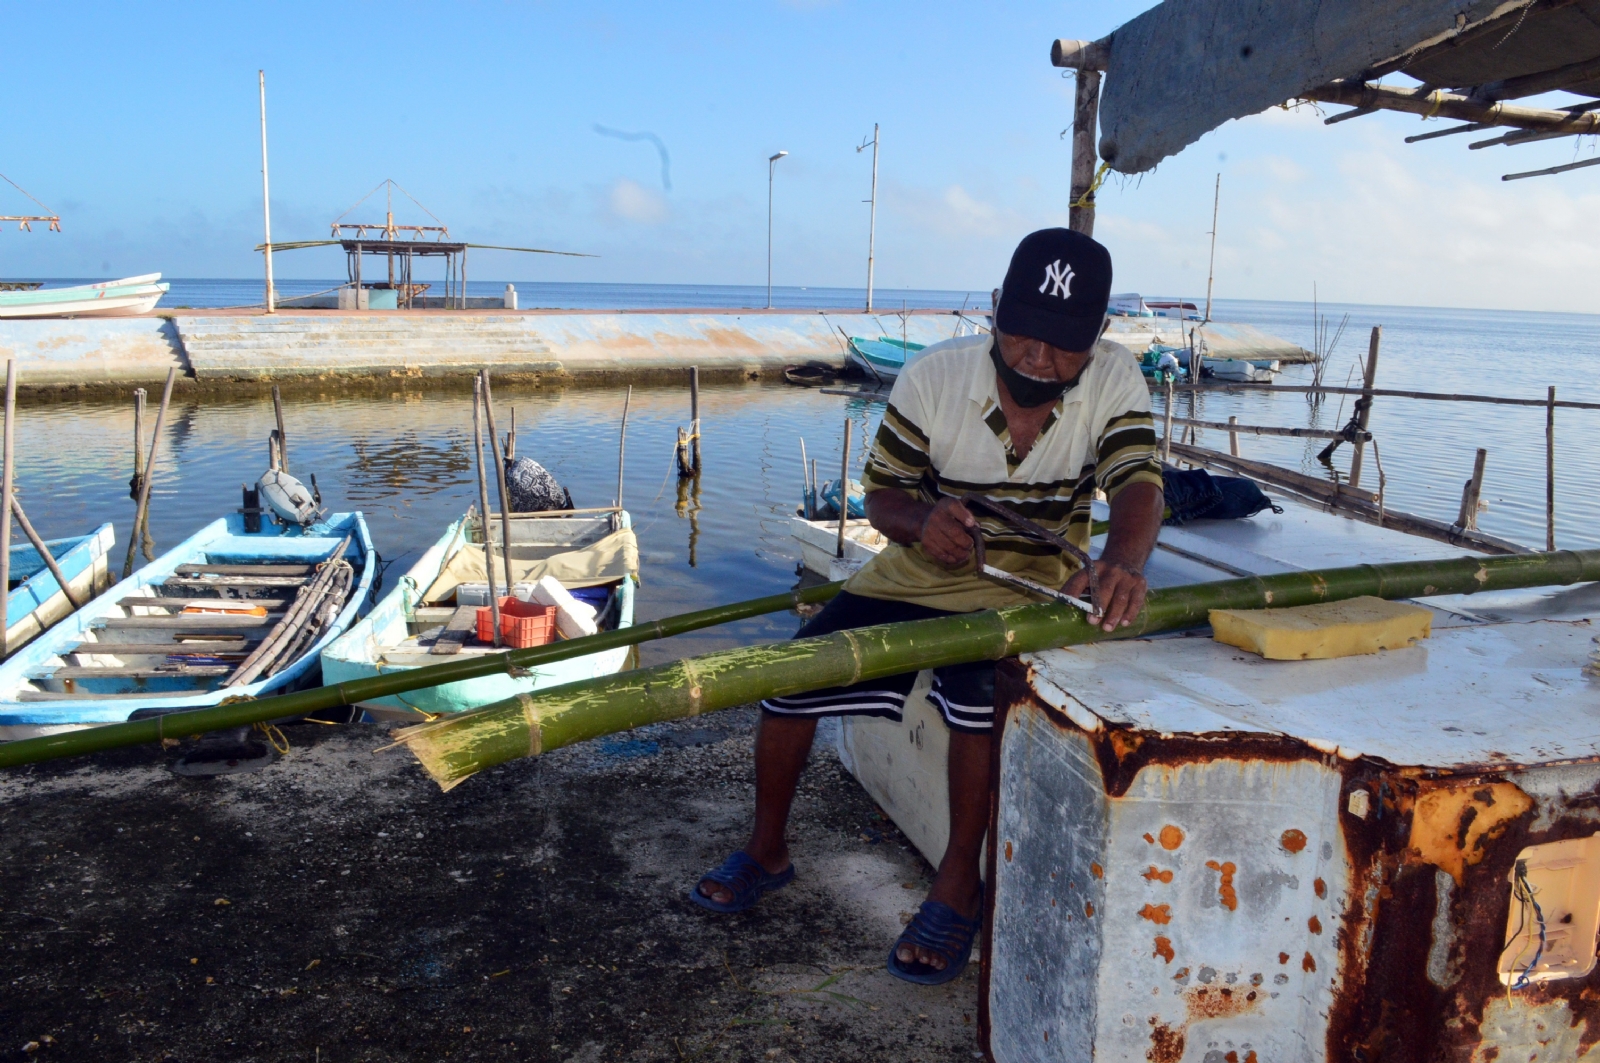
[{"xmin": 988, "ymin": 339, "xmax": 1085, "ymax": 409}]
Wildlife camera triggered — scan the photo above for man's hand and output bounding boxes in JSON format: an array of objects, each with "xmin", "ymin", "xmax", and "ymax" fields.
[
  {"xmin": 1063, "ymin": 560, "xmax": 1147, "ymax": 633},
  {"xmin": 919, "ymin": 497, "xmax": 979, "ymax": 567}
]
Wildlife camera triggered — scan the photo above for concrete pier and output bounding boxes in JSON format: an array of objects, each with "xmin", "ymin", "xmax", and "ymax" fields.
[{"xmin": 0, "ymin": 306, "xmax": 1308, "ymax": 393}]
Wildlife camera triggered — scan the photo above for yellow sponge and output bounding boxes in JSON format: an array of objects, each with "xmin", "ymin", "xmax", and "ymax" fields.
[{"xmin": 1209, "ymin": 596, "xmax": 1432, "ymax": 661}]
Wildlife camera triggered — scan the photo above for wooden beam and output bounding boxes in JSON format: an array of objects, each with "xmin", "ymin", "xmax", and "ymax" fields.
[
  {"xmin": 1303, "ymin": 80, "xmax": 1600, "ymax": 135},
  {"xmin": 1473, "ymin": 54, "xmax": 1600, "ymax": 102},
  {"xmin": 1068, "ymin": 68, "xmax": 1103, "ymax": 235},
  {"xmin": 1050, "ymin": 38, "xmax": 1109, "ymax": 71}
]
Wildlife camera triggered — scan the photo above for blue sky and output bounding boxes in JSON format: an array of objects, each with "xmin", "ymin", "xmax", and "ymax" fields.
[{"xmin": 0, "ymin": 1, "xmax": 1594, "ymax": 310}]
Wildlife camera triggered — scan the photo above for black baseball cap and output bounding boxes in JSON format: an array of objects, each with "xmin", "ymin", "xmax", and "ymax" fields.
[{"xmin": 994, "ymin": 228, "xmax": 1113, "ymax": 353}]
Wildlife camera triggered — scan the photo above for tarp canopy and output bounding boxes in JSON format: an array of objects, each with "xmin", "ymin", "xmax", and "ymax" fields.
[
  {"xmin": 422, "ymin": 528, "xmax": 639, "ymax": 603},
  {"xmin": 1096, "ymin": 0, "xmax": 1600, "ymax": 174}
]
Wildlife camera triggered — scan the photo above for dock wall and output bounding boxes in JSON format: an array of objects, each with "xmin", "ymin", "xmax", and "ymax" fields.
[{"xmin": 0, "ymin": 307, "xmax": 1308, "ymax": 393}]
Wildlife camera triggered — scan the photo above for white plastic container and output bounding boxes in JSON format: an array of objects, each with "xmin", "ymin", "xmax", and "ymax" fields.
[{"xmin": 518, "ymin": 575, "xmax": 598, "ymax": 640}]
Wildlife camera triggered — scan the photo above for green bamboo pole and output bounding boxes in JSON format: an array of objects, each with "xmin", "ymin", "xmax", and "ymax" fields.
[
  {"xmin": 392, "ymin": 549, "xmax": 1600, "ymax": 790},
  {"xmin": 0, "ymin": 580, "xmax": 846, "ymax": 770}
]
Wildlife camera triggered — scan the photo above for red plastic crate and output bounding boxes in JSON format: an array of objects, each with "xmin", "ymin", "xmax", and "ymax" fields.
[{"xmin": 475, "ymin": 597, "xmax": 557, "ymax": 648}]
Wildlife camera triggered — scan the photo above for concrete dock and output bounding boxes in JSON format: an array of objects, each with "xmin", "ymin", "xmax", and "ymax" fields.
[{"xmin": 0, "ymin": 306, "xmax": 1308, "ymax": 393}]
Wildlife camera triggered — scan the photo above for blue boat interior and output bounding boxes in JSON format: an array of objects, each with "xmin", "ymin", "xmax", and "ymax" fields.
[
  {"xmin": 7, "ymin": 535, "xmax": 89, "ymax": 588},
  {"xmin": 15, "ymin": 518, "xmax": 367, "ymax": 702}
]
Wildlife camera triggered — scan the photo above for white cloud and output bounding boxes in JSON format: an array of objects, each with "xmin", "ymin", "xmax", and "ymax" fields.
[{"xmin": 607, "ymin": 178, "xmax": 668, "ymax": 225}]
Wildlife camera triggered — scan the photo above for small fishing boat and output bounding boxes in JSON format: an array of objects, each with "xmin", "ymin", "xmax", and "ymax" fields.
[
  {"xmin": 321, "ymin": 508, "xmax": 637, "ymax": 721},
  {"xmin": 5, "ymin": 524, "xmax": 115, "ymax": 657},
  {"xmin": 0, "ymin": 274, "xmax": 169, "ymax": 319},
  {"xmin": 846, "ymin": 336, "xmax": 926, "ymax": 381},
  {"xmin": 0, "ymin": 511, "xmax": 373, "ymax": 739},
  {"xmin": 783, "ymin": 364, "xmax": 838, "ymax": 387}
]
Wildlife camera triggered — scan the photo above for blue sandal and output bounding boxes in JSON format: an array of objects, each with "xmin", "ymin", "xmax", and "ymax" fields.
[
  {"xmin": 887, "ymin": 897, "xmax": 982, "ymax": 985},
  {"xmin": 690, "ymin": 850, "xmax": 796, "ymax": 914}
]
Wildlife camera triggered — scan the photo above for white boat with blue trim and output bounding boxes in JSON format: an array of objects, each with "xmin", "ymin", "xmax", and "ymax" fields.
[{"xmin": 321, "ymin": 508, "xmax": 638, "ymax": 721}]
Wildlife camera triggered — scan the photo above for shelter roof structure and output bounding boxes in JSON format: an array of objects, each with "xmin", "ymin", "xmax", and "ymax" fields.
[{"xmin": 1051, "ymin": 0, "xmax": 1600, "ymax": 210}]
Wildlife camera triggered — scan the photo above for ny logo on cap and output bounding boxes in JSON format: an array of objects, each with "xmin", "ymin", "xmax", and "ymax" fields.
[{"xmin": 1038, "ymin": 259, "xmax": 1074, "ymax": 299}]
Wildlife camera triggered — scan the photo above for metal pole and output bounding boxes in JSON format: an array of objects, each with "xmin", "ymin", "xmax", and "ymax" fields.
[
  {"xmin": 259, "ymin": 70, "xmax": 275, "ymax": 314},
  {"xmin": 767, "ymin": 151, "xmax": 787, "ymax": 309},
  {"xmin": 835, "ymin": 416, "xmax": 852, "ymax": 560},
  {"xmin": 1203, "ymin": 174, "xmax": 1220, "ymax": 323},
  {"xmin": 461, "ymin": 246, "xmax": 468, "ymax": 309},
  {"xmin": 1546, "ymin": 385, "xmax": 1557, "ymax": 550},
  {"xmin": 859, "ymin": 124, "xmax": 879, "ymax": 312}
]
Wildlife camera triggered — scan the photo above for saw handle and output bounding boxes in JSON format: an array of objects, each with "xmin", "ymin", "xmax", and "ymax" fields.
[{"xmin": 962, "ymin": 494, "xmax": 1098, "ymax": 608}]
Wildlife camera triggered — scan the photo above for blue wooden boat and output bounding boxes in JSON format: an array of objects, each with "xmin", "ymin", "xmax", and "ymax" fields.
[
  {"xmin": 847, "ymin": 336, "xmax": 926, "ymax": 380},
  {"xmin": 5, "ymin": 524, "xmax": 116, "ymax": 657},
  {"xmin": 322, "ymin": 509, "xmax": 636, "ymax": 720},
  {"xmin": 0, "ymin": 511, "xmax": 373, "ymax": 739}
]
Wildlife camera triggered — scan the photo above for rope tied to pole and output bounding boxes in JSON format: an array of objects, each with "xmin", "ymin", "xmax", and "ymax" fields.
[{"xmin": 1070, "ymin": 162, "xmax": 1111, "ymax": 210}]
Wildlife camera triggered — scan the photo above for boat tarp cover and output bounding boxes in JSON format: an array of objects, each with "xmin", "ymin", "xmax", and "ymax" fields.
[
  {"xmin": 422, "ymin": 528, "xmax": 639, "ymax": 602},
  {"xmin": 1097, "ymin": 0, "xmax": 1544, "ymax": 175}
]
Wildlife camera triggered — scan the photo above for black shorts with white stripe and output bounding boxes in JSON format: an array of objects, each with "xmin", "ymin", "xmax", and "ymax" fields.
[{"xmin": 760, "ymin": 590, "xmax": 996, "ymax": 734}]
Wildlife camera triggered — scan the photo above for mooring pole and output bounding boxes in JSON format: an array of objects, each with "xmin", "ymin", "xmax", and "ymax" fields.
[
  {"xmin": 271, "ymin": 384, "xmax": 289, "ymax": 474},
  {"xmin": 1546, "ymin": 385, "xmax": 1557, "ymax": 550},
  {"xmin": 124, "ymin": 368, "xmax": 175, "ymax": 579},
  {"xmin": 130, "ymin": 387, "xmax": 146, "ymax": 498},
  {"xmin": 689, "ymin": 365, "xmax": 702, "ymax": 473},
  {"xmin": 1203, "ymin": 175, "xmax": 1220, "ymax": 323},
  {"xmin": 616, "ymin": 386, "xmax": 632, "ymax": 511},
  {"xmin": 835, "ymin": 417, "xmax": 852, "ymax": 560},
  {"xmin": 1349, "ymin": 326, "xmax": 1381, "ymax": 489},
  {"xmin": 258, "ymin": 70, "xmax": 275, "ymax": 314}
]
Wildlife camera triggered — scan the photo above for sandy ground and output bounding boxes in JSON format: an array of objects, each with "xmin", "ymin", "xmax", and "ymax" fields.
[{"xmin": 0, "ymin": 709, "xmax": 983, "ymax": 1062}]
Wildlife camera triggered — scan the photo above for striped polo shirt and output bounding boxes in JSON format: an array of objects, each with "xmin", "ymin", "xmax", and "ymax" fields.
[{"xmin": 848, "ymin": 333, "xmax": 1162, "ymax": 612}]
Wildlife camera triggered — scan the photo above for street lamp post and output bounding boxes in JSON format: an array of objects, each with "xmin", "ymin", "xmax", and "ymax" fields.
[
  {"xmin": 857, "ymin": 124, "xmax": 879, "ymax": 312},
  {"xmin": 767, "ymin": 151, "xmax": 787, "ymax": 310}
]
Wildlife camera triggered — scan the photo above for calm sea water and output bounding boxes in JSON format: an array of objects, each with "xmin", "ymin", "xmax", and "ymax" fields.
[{"xmin": 5, "ymin": 285, "xmax": 1596, "ymax": 666}]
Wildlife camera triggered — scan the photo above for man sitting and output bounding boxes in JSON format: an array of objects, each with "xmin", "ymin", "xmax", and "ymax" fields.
[{"xmin": 693, "ymin": 228, "xmax": 1164, "ymax": 985}]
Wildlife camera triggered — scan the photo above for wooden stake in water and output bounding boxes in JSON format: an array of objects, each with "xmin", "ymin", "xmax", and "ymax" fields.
[
  {"xmin": 689, "ymin": 366, "xmax": 702, "ymax": 472},
  {"xmin": 480, "ymin": 371, "xmax": 515, "ymax": 597},
  {"xmin": 616, "ymin": 386, "xmax": 632, "ymax": 510},
  {"xmin": 272, "ymin": 384, "xmax": 289, "ymax": 473},
  {"xmin": 1349, "ymin": 326, "xmax": 1381, "ymax": 489},
  {"xmin": 836, "ymin": 416, "xmax": 852, "ymax": 560},
  {"xmin": 1546, "ymin": 385, "xmax": 1556, "ymax": 551},
  {"xmin": 471, "ymin": 376, "xmax": 502, "ymax": 647},
  {"xmin": 1457, "ymin": 448, "xmax": 1488, "ymax": 531},
  {"xmin": 505, "ymin": 407, "xmax": 516, "ymax": 461},
  {"xmin": 130, "ymin": 387, "xmax": 146, "ymax": 498},
  {"xmin": 124, "ymin": 367, "xmax": 175, "ymax": 579},
  {"xmin": 1162, "ymin": 378, "xmax": 1175, "ymax": 463},
  {"xmin": 799, "ymin": 438, "xmax": 810, "ymax": 519},
  {"xmin": 1227, "ymin": 415, "xmax": 1240, "ymax": 457},
  {"xmin": 0, "ymin": 361, "xmax": 14, "ymax": 658}
]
